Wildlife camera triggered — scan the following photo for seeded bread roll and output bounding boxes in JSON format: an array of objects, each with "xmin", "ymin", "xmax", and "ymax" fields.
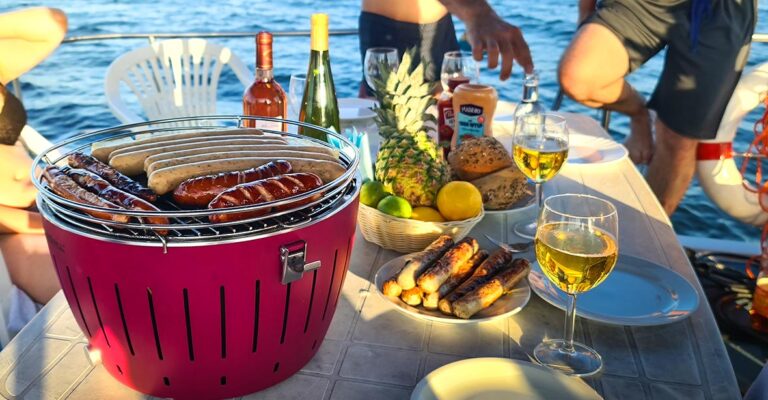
[
  {"xmin": 470, "ymin": 166, "xmax": 532, "ymax": 210},
  {"xmin": 448, "ymin": 136, "xmax": 512, "ymax": 180}
]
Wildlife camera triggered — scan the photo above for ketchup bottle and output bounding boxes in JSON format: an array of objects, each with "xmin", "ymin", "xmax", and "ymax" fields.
[{"xmin": 437, "ymin": 76, "xmax": 470, "ymax": 158}]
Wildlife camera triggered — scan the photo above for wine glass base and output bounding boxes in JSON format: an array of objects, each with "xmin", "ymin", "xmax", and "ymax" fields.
[
  {"xmin": 533, "ymin": 339, "xmax": 603, "ymax": 377},
  {"xmin": 513, "ymin": 220, "xmax": 537, "ymax": 240}
]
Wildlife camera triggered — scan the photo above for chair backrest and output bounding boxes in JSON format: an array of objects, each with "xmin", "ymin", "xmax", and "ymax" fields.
[{"xmin": 104, "ymin": 38, "xmax": 251, "ymax": 124}]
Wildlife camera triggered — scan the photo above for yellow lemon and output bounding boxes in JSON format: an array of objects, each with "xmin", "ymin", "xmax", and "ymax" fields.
[
  {"xmin": 436, "ymin": 181, "xmax": 483, "ymax": 221},
  {"xmin": 411, "ymin": 206, "xmax": 446, "ymax": 222}
]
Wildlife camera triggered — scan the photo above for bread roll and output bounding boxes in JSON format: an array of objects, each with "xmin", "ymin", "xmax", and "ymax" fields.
[
  {"xmin": 470, "ymin": 166, "xmax": 532, "ymax": 210},
  {"xmin": 448, "ymin": 136, "xmax": 512, "ymax": 180}
]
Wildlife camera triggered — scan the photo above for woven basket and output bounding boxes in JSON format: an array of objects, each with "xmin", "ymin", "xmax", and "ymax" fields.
[{"xmin": 357, "ymin": 203, "xmax": 484, "ymax": 253}]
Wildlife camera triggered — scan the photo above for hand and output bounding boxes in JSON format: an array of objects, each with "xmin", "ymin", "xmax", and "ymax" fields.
[{"xmin": 464, "ymin": 11, "xmax": 533, "ymax": 80}]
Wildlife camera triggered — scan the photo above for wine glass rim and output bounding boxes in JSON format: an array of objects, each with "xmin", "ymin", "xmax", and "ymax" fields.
[
  {"xmin": 366, "ymin": 47, "xmax": 398, "ymax": 53},
  {"xmin": 444, "ymin": 50, "xmax": 473, "ymax": 58},
  {"xmin": 543, "ymin": 193, "xmax": 618, "ymax": 219},
  {"xmin": 290, "ymin": 73, "xmax": 307, "ymax": 79},
  {"xmin": 515, "ymin": 112, "xmax": 566, "ymax": 123}
]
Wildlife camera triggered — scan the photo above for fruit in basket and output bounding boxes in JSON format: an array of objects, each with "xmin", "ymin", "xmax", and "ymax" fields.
[
  {"xmin": 372, "ymin": 48, "xmax": 450, "ymax": 207},
  {"xmin": 360, "ymin": 180, "xmax": 389, "ymax": 207},
  {"xmin": 377, "ymin": 195, "xmax": 413, "ymax": 218},
  {"xmin": 411, "ymin": 206, "xmax": 446, "ymax": 222},
  {"xmin": 436, "ymin": 181, "xmax": 483, "ymax": 221}
]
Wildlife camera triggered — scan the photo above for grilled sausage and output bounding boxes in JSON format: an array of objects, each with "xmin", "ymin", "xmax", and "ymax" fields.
[
  {"xmin": 65, "ymin": 169, "xmax": 169, "ymax": 233},
  {"xmin": 109, "ymin": 136, "xmax": 287, "ymax": 175},
  {"xmin": 452, "ymin": 258, "xmax": 531, "ymax": 319},
  {"xmin": 395, "ymin": 235, "xmax": 454, "ymax": 290},
  {"xmin": 381, "ymin": 278, "xmax": 402, "ymax": 297},
  {"xmin": 208, "ymin": 173, "xmax": 323, "ymax": 223},
  {"xmin": 417, "ymin": 237, "xmax": 480, "ymax": 294},
  {"xmin": 172, "ymin": 161, "xmax": 292, "ymax": 207},
  {"xmin": 422, "ymin": 291, "xmax": 440, "ymax": 310},
  {"xmin": 438, "ymin": 248, "xmax": 514, "ymax": 315},
  {"xmin": 400, "ymin": 287, "xmax": 423, "ymax": 306},
  {"xmin": 68, "ymin": 152, "xmax": 157, "ymax": 202},
  {"xmin": 148, "ymin": 157, "xmax": 344, "ymax": 195},
  {"xmin": 91, "ymin": 128, "xmax": 266, "ymax": 161},
  {"xmin": 143, "ymin": 143, "xmax": 336, "ymax": 171},
  {"xmin": 42, "ymin": 166, "xmax": 129, "ymax": 223},
  {"xmin": 437, "ymin": 250, "xmax": 489, "ymax": 298},
  {"xmin": 146, "ymin": 150, "xmax": 338, "ymax": 175}
]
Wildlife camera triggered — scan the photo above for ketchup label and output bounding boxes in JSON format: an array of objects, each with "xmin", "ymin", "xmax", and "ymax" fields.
[{"xmin": 456, "ymin": 104, "xmax": 485, "ymax": 146}]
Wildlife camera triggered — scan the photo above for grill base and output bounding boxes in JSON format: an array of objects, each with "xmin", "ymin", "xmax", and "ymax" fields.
[{"xmin": 43, "ymin": 194, "xmax": 359, "ymax": 399}]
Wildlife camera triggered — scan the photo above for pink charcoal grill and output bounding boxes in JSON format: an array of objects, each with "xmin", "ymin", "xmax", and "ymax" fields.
[{"xmin": 33, "ymin": 117, "xmax": 360, "ymax": 399}]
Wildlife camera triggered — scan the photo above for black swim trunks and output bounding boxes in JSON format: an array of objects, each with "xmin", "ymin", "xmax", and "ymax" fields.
[
  {"xmin": 588, "ymin": 0, "xmax": 757, "ymax": 139},
  {"xmin": 358, "ymin": 11, "xmax": 459, "ymax": 91}
]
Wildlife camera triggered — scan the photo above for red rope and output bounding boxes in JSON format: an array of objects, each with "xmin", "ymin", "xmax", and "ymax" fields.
[{"xmin": 740, "ymin": 97, "xmax": 768, "ymax": 277}]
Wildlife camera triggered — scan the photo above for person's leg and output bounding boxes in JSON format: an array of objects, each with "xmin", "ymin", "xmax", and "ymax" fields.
[
  {"xmin": 645, "ymin": 120, "xmax": 698, "ymax": 215},
  {"xmin": 1, "ymin": 234, "xmax": 60, "ymax": 304},
  {"xmin": 558, "ymin": 23, "xmax": 653, "ymax": 164}
]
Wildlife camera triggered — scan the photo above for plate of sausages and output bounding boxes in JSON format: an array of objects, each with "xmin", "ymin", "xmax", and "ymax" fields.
[{"xmin": 374, "ymin": 235, "xmax": 531, "ymax": 324}]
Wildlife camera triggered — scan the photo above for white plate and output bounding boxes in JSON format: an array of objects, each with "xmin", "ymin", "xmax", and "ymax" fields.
[
  {"xmin": 529, "ymin": 254, "xmax": 700, "ymax": 326},
  {"xmin": 566, "ymin": 131, "xmax": 628, "ymax": 165},
  {"xmin": 338, "ymin": 98, "xmax": 376, "ymax": 122},
  {"xmin": 373, "ymin": 254, "xmax": 531, "ymax": 324},
  {"xmin": 411, "ymin": 357, "xmax": 603, "ymax": 400}
]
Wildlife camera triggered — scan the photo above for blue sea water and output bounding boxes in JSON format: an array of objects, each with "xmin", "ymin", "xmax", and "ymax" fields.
[{"xmin": 4, "ymin": 0, "xmax": 768, "ymax": 242}]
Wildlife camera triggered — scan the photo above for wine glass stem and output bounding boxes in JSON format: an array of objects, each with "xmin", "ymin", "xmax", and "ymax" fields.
[
  {"xmin": 563, "ymin": 293, "xmax": 577, "ymax": 353},
  {"xmin": 535, "ymin": 181, "xmax": 543, "ymax": 209}
]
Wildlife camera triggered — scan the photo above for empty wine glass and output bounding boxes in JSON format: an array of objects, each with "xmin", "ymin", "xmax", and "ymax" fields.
[
  {"xmin": 288, "ymin": 73, "xmax": 306, "ymax": 121},
  {"xmin": 440, "ymin": 51, "xmax": 479, "ymax": 92},
  {"xmin": 364, "ymin": 47, "xmax": 399, "ymax": 92}
]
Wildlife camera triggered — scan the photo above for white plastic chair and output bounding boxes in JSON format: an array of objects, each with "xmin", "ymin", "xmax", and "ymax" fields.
[{"xmin": 104, "ymin": 38, "xmax": 251, "ymax": 124}]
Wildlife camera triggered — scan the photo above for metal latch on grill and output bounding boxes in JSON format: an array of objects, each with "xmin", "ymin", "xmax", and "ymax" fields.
[{"xmin": 281, "ymin": 240, "xmax": 321, "ymax": 284}]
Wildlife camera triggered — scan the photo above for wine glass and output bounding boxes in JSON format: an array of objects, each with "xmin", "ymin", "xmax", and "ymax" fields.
[
  {"xmin": 533, "ymin": 193, "xmax": 619, "ymax": 376},
  {"xmin": 512, "ymin": 113, "xmax": 569, "ymax": 239},
  {"xmin": 440, "ymin": 51, "xmax": 479, "ymax": 92},
  {"xmin": 287, "ymin": 73, "xmax": 306, "ymax": 122},
  {"xmin": 364, "ymin": 47, "xmax": 399, "ymax": 92}
]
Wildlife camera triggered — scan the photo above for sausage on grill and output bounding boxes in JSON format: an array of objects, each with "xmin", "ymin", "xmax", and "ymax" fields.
[
  {"xmin": 65, "ymin": 168, "xmax": 169, "ymax": 232},
  {"xmin": 208, "ymin": 173, "xmax": 323, "ymax": 223},
  {"xmin": 68, "ymin": 152, "xmax": 157, "ymax": 202},
  {"xmin": 42, "ymin": 166, "xmax": 129, "ymax": 223},
  {"xmin": 172, "ymin": 160, "xmax": 292, "ymax": 207}
]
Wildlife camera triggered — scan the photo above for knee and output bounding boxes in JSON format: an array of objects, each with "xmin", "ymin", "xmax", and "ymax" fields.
[
  {"xmin": 557, "ymin": 59, "xmax": 595, "ymax": 104},
  {"xmin": 654, "ymin": 121, "xmax": 699, "ymax": 157}
]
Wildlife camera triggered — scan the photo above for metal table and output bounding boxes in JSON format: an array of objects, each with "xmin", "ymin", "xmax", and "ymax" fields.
[{"xmin": 0, "ymin": 114, "xmax": 739, "ymax": 399}]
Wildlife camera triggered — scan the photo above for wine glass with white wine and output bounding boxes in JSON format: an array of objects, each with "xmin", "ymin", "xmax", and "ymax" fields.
[
  {"xmin": 533, "ymin": 193, "xmax": 619, "ymax": 376},
  {"xmin": 512, "ymin": 113, "xmax": 569, "ymax": 239}
]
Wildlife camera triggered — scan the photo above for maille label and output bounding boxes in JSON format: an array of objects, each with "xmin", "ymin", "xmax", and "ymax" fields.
[{"xmin": 456, "ymin": 103, "xmax": 485, "ymax": 146}]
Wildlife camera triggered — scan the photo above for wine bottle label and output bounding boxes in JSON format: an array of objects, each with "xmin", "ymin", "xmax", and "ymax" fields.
[
  {"xmin": 254, "ymin": 118, "xmax": 283, "ymax": 131},
  {"xmin": 456, "ymin": 103, "xmax": 485, "ymax": 146}
]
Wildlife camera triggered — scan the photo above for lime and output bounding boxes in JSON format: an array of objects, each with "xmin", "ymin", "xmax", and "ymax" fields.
[
  {"xmin": 436, "ymin": 181, "xmax": 483, "ymax": 221},
  {"xmin": 360, "ymin": 181, "xmax": 388, "ymax": 207},
  {"xmin": 377, "ymin": 195, "xmax": 413, "ymax": 218},
  {"xmin": 411, "ymin": 206, "xmax": 446, "ymax": 222}
]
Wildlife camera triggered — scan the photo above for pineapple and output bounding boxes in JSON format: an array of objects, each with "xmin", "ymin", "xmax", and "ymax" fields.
[{"xmin": 373, "ymin": 48, "xmax": 450, "ymax": 207}]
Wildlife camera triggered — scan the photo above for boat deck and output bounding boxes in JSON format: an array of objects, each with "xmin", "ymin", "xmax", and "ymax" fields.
[{"xmin": 0, "ymin": 114, "xmax": 740, "ymax": 399}]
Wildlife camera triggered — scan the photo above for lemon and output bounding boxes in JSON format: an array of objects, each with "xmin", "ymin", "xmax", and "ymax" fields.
[
  {"xmin": 377, "ymin": 195, "xmax": 413, "ymax": 218},
  {"xmin": 436, "ymin": 181, "xmax": 483, "ymax": 221},
  {"xmin": 360, "ymin": 181, "xmax": 388, "ymax": 207},
  {"xmin": 411, "ymin": 206, "xmax": 446, "ymax": 222}
]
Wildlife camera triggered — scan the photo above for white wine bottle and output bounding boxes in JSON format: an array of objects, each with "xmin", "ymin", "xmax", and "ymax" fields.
[
  {"xmin": 513, "ymin": 71, "xmax": 545, "ymax": 118},
  {"xmin": 299, "ymin": 13, "xmax": 340, "ymax": 142}
]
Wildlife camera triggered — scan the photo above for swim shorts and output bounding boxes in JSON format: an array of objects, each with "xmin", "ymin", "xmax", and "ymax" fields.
[
  {"xmin": 358, "ymin": 11, "xmax": 459, "ymax": 91},
  {"xmin": 588, "ymin": 0, "xmax": 757, "ymax": 139}
]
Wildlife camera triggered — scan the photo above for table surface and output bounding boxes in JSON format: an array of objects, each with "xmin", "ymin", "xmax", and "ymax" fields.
[{"xmin": 0, "ymin": 114, "xmax": 740, "ymax": 400}]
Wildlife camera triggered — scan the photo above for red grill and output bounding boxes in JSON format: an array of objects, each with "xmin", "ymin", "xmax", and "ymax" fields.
[{"xmin": 33, "ymin": 117, "xmax": 360, "ymax": 399}]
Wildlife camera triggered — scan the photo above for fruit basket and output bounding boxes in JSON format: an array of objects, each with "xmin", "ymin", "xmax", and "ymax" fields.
[{"xmin": 358, "ymin": 203, "xmax": 484, "ymax": 253}]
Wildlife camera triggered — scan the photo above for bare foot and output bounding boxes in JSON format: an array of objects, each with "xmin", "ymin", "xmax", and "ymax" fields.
[{"xmin": 624, "ymin": 109, "xmax": 654, "ymax": 165}]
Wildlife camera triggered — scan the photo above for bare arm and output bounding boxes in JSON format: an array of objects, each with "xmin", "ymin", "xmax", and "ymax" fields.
[
  {"xmin": 0, "ymin": 7, "xmax": 68, "ymax": 84},
  {"xmin": 438, "ymin": 0, "xmax": 533, "ymax": 79},
  {"xmin": 578, "ymin": 0, "xmax": 598, "ymax": 24},
  {"xmin": 0, "ymin": 205, "xmax": 44, "ymax": 234}
]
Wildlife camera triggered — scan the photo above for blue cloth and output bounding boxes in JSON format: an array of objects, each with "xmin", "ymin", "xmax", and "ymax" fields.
[
  {"xmin": 744, "ymin": 363, "xmax": 768, "ymax": 400},
  {"xmin": 690, "ymin": 0, "xmax": 711, "ymax": 51}
]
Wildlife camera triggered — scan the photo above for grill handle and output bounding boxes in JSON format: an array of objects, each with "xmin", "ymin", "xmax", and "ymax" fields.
[{"xmin": 281, "ymin": 240, "xmax": 321, "ymax": 284}]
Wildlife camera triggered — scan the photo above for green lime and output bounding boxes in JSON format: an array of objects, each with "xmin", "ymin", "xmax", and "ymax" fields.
[
  {"xmin": 377, "ymin": 195, "xmax": 413, "ymax": 218},
  {"xmin": 360, "ymin": 181, "xmax": 388, "ymax": 207}
]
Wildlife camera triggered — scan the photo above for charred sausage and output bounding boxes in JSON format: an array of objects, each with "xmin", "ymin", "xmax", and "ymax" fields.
[
  {"xmin": 42, "ymin": 166, "xmax": 129, "ymax": 223},
  {"xmin": 395, "ymin": 235, "xmax": 454, "ymax": 290},
  {"xmin": 438, "ymin": 248, "xmax": 514, "ymax": 315},
  {"xmin": 172, "ymin": 160, "xmax": 292, "ymax": 207},
  {"xmin": 452, "ymin": 258, "xmax": 531, "ymax": 319},
  {"xmin": 417, "ymin": 237, "xmax": 480, "ymax": 294},
  {"xmin": 436, "ymin": 249, "xmax": 489, "ymax": 298},
  {"xmin": 68, "ymin": 152, "xmax": 157, "ymax": 202}
]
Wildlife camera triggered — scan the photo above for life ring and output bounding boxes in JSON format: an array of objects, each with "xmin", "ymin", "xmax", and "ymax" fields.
[{"xmin": 696, "ymin": 62, "xmax": 768, "ymax": 226}]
